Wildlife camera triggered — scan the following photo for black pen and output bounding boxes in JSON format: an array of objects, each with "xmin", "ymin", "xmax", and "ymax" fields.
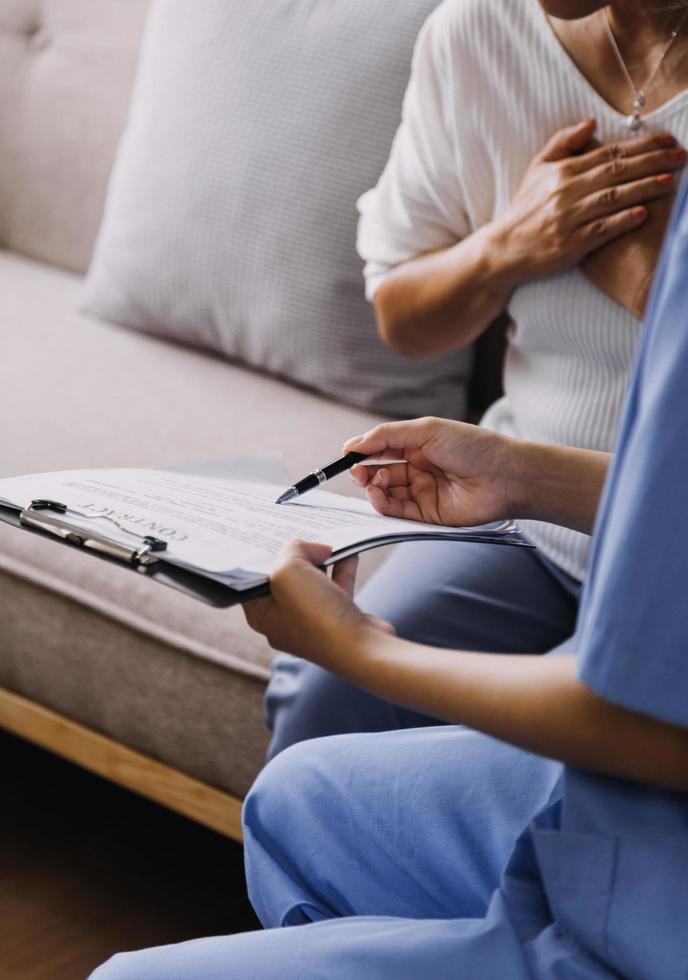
[{"xmin": 275, "ymin": 451, "xmax": 369, "ymax": 504}]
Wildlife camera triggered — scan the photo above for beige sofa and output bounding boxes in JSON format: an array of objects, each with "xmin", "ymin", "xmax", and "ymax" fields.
[{"xmin": 0, "ymin": 1, "xmax": 501, "ymax": 840}]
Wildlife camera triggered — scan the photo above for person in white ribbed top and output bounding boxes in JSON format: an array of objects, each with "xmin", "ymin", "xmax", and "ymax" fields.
[
  {"xmin": 357, "ymin": 0, "xmax": 688, "ymax": 581},
  {"xmin": 265, "ymin": 0, "xmax": 688, "ymax": 758}
]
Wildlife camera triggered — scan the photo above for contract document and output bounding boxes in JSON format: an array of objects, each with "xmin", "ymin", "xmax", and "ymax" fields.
[{"xmin": 0, "ymin": 455, "xmax": 529, "ymax": 600}]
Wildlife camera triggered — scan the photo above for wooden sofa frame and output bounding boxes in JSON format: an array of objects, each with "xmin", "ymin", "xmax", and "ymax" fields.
[{"xmin": 0, "ymin": 686, "xmax": 244, "ymax": 842}]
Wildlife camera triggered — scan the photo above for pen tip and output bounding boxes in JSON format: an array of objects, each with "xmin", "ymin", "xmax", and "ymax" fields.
[{"xmin": 275, "ymin": 488, "xmax": 298, "ymax": 505}]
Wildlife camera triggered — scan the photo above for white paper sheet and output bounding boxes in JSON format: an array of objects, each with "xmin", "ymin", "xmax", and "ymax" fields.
[{"xmin": 0, "ymin": 456, "xmax": 515, "ymax": 587}]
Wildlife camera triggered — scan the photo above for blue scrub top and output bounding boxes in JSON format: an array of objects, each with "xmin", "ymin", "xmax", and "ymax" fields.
[{"xmin": 520, "ymin": 180, "xmax": 688, "ymax": 979}]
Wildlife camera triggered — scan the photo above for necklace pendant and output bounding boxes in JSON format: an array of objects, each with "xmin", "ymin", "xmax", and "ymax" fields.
[{"xmin": 604, "ymin": 6, "xmax": 688, "ymax": 138}]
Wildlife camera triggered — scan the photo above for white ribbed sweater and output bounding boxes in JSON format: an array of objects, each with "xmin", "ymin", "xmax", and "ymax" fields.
[{"xmin": 357, "ymin": 0, "xmax": 688, "ymax": 581}]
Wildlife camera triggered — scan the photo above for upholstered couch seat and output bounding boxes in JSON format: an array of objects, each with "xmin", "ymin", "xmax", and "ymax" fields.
[{"xmin": 0, "ymin": 248, "xmax": 383, "ymax": 799}]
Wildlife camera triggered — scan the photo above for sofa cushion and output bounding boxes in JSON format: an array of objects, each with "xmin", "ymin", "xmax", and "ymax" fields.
[
  {"xmin": 0, "ymin": 0, "xmax": 150, "ymax": 274},
  {"xmin": 79, "ymin": 0, "xmax": 473, "ymax": 420},
  {"xmin": 0, "ymin": 249, "xmax": 387, "ymax": 796}
]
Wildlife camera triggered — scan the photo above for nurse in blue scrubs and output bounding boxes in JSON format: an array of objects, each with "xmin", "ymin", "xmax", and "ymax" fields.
[{"xmin": 91, "ymin": 181, "xmax": 688, "ymax": 978}]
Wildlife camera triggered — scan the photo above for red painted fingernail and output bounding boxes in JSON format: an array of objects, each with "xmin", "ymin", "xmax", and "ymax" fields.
[
  {"xmin": 658, "ymin": 173, "xmax": 675, "ymax": 186},
  {"xmin": 632, "ymin": 207, "xmax": 647, "ymax": 218},
  {"xmin": 672, "ymin": 149, "xmax": 687, "ymax": 164},
  {"xmin": 658, "ymin": 134, "xmax": 677, "ymax": 147}
]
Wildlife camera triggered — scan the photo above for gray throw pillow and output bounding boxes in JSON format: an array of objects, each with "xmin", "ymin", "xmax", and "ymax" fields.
[{"xmin": 80, "ymin": 0, "xmax": 472, "ymax": 418}]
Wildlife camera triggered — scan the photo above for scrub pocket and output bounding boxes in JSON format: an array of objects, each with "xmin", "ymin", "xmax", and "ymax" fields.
[
  {"xmin": 604, "ymin": 835, "xmax": 688, "ymax": 980},
  {"xmin": 531, "ymin": 827, "xmax": 618, "ymax": 961}
]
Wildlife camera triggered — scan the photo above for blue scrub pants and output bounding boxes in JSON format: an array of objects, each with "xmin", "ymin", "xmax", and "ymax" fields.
[
  {"xmin": 91, "ymin": 727, "xmax": 563, "ymax": 979},
  {"xmin": 91, "ymin": 543, "xmax": 582, "ymax": 978},
  {"xmin": 267, "ymin": 538, "xmax": 581, "ymax": 757}
]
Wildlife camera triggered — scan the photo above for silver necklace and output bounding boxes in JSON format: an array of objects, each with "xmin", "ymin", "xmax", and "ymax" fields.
[{"xmin": 604, "ymin": 8, "xmax": 688, "ymax": 131}]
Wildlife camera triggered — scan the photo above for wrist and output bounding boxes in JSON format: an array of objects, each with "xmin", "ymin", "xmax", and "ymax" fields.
[
  {"xmin": 501, "ymin": 437, "xmax": 545, "ymax": 520},
  {"xmin": 342, "ymin": 619, "xmax": 399, "ymax": 688},
  {"xmin": 506, "ymin": 441, "xmax": 610, "ymax": 534},
  {"xmin": 481, "ymin": 218, "xmax": 528, "ymax": 294}
]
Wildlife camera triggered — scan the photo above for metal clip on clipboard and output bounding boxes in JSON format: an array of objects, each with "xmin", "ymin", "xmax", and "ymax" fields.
[{"xmin": 19, "ymin": 499, "xmax": 168, "ymax": 567}]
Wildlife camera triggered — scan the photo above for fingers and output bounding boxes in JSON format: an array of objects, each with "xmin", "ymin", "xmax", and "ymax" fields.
[
  {"xmin": 350, "ymin": 463, "xmax": 370, "ymax": 487},
  {"xmin": 365, "ymin": 466, "xmax": 417, "ymax": 507},
  {"xmin": 368, "ymin": 467, "xmax": 391, "ymax": 493},
  {"xmin": 268, "ymin": 539, "xmax": 333, "ymax": 601},
  {"xmin": 539, "ymin": 118, "xmax": 597, "ymax": 162},
  {"xmin": 560, "ymin": 142, "xmax": 684, "ymax": 234},
  {"xmin": 579, "ymin": 149, "xmax": 686, "ymax": 199},
  {"xmin": 242, "ymin": 539, "xmax": 378, "ymax": 666},
  {"xmin": 572, "ymin": 172, "xmax": 677, "ymax": 226},
  {"xmin": 366, "ymin": 483, "xmax": 422, "ymax": 522},
  {"xmin": 352, "ymin": 461, "xmax": 411, "ymax": 489},
  {"xmin": 568, "ymin": 132, "xmax": 685, "ymax": 177},
  {"xmin": 332, "ymin": 555, "xmax": 359, "ymax": 598},
  {"xmin": 576, "ymin": 205, "xmax": 648, "ymax": 254},
  {"xmin": 245, "ymin": 541, "xmax": 335, "ymax": 614},
  {"xmin": 242, "ymin": 595, "xmax": 273, "ymax": 633},
  {"xmin": 344, "ymin": 418, "xmax": 433, "ymax": 457},
  {"xmin": 281, "ymin": 539, "xmax": 332, "ymax": 566},
  {"xmin": 270, "ymin": 541, "xmax": 344, "ymax": 609}
]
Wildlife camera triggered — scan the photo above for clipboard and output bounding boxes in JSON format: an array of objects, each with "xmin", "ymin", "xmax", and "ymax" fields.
[
  {"xmin": 0, "ymin": 495, "xmax": 534, "ymax": 610},
  {"xmin": 0, "ymin": 499, "xmax": 270, "ymax": 608}
]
